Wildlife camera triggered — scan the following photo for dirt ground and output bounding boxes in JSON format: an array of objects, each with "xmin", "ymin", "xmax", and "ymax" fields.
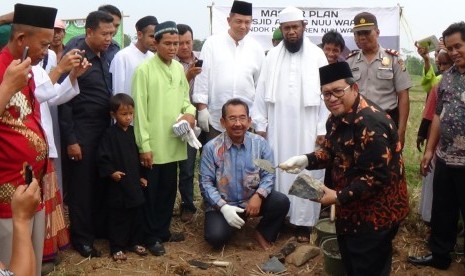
[{"xmin": 48, "ymin": 193, "xmax": 465, "ymax": 276}]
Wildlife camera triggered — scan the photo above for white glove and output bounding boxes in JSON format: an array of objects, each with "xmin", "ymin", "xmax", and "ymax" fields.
[
  {"xmin": 197, "ymin": 108, "xmax": 211, "ymax": 132},
  {"xmin": 193, "ymin": 126, "xmax": 201, "ymax": 137},
  {"xmin": 278, "ymin": 155, "xmax": 309, "ymax": 174},
  {"xmin": 220, "ymin": 204, "xmax": 245, "ymax": 229},
  {"xmin": 181, "ymin": 128, "xmax": 203, "ymax": 150},
  {"xmin": 172, "ymin": 120, "xmax": 190, "ymax": 136}
]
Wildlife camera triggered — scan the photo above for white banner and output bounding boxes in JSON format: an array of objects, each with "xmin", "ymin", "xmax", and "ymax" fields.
[{"xmin": 211, "ymin": 6, "xmax": 400, "ymax": 54}]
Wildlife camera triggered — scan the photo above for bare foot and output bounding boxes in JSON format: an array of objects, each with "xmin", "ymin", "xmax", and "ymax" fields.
[{"xmin": 254, "ymin": 230, "xmax": 272, "ymax": 250}]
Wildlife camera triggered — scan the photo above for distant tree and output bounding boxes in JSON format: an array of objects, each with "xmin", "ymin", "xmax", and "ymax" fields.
[
  {"xmin": 405, "ymin": 55, "xmax": 423, "ymax": 76},
  {"xmin": 123, "ymin": 33, "xmax": 132, "ymax": 48},
  {"xmin": 193, "ymin": 39, "xmax": 205, "ymax": 51}
]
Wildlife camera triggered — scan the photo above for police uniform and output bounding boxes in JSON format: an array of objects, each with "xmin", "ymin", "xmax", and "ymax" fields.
[
  {"xmin": 346, "ymin": 47, "xmax": 411, "ymax": 124},
  {"xmin": 347, "ymin": 11, "xmax": 412, "ymax": 126}
]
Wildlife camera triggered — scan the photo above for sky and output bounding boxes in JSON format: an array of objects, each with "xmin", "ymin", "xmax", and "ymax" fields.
[{"xmin": 2, "ymin": 0, "xmax": 464, "ymax": 54}]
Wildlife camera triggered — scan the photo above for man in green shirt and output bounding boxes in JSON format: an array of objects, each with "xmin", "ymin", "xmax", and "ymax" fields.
[{"xmin": 132, "ymin": 21, "xmax": 196, "ymax": 256}]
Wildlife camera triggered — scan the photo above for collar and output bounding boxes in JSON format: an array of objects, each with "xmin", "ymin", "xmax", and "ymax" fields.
[
  {"xmin": 0, "ymin": 47, "xmax": 14, "ymax": 68},
  {"xmin": 175, "ymin": 51, "xmax": 196, "ymax": 65},
  {"xmin": 223, "ymin": 132, "xmax": 249, "ymax": 150},
  {"xmin": 356, "ymin": 44, "xmax": 383, "ymax": 62}
]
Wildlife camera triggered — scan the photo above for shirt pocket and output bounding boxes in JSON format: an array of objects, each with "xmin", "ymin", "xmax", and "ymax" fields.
[
  {"xmin": 352, "ymin": 69, "xmax": 361, "ymax": 82},
  {"xmin": 377, "ymin": 68, "xmax": 394, "ymax": 80},
  {"xmin": 244, "ymin": 168, "xmax": 260, "ymax": 189}
]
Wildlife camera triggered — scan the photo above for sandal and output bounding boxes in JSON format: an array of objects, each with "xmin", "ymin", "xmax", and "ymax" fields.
[
  {"xmin": 128, "ymin": 245, "xmax": 148, "ymax": 256},
  {"xmin": 112, "ymin": 251, "xmax": 127, "ymax": 262},
  {"xmin": 295, "ymin": 226, "xmax": 311, "ymax": 243}
]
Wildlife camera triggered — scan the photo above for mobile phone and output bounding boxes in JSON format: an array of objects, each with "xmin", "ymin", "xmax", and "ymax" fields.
[
  {"xmin": 21, "ymin": 46, "xmax": 29, "ymax": 62},
  {"xmin": 417, "ymin": 35, "xmax": 439, "ymax": 53},
  {"xmin": 25, "ymin": 164, "xmax": 33, "ymax": 185},
  {"xmin": 195, "ymin": 59, "xmax": 203, "ymax": 68},
  {"xmin": 75, "ymin": 50, "xmax": 84, "ymax": 63}
]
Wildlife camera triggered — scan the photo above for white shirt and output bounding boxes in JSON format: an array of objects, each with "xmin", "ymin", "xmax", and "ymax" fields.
[
  {"xmin": 192, "ymin": 32, "xmax": 264, "ymax": 132},
  {"xmin": 110, "ymin": 43, "xmax": 154, "ymax": 95},
  {"xmin": 33, "ymin": 63, "xmax": 79, "ymax": 158}
]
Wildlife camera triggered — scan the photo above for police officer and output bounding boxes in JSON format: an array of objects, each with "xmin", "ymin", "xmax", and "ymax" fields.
[{"xmin": 346, "ymin": 12, "xmax": 411, "ymax": 147}]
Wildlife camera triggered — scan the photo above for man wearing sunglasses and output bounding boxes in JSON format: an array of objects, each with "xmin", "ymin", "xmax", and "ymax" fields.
[{"xmin": 346, "ymin": 12, "xmax": 411, "ymax": 148}]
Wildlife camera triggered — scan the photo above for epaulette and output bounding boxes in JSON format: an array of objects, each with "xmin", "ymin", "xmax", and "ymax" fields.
[
  {"xmin": 385, "ymin": 49, "xmax": 399, "ymax": 56},
  {"xmin": 346, "ymin": 49, "xmax": 359, "ymax": 59}
]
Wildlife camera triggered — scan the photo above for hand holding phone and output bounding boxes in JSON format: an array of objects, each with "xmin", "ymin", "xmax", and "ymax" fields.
[
  {"xmin": 21, "ymin": 46, "xmax": 29, "ymax": 62},
  {"xmin": 194, "ymin": 59, "xmax": 203, "ymax": 68},
  {"xmin": 24, "ymin": 164, "xmax": 33, "ymax": 185}
]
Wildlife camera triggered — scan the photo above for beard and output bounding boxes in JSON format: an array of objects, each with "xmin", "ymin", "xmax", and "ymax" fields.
[{"xmin": 284, "ymin": 36, "xmax": 304, "ymax": 53}]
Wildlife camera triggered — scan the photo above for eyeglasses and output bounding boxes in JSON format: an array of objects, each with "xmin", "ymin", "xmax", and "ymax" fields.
[
  {"xmin": 226, "ymin": 115, "xmax": 248, "ymax": 123},
  {"xmin": 321, "ymin": 85, "xmax": 351, "ymax": 100}
]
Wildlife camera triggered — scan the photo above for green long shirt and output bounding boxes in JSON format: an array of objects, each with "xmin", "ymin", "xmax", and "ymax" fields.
[{"xmin": 132, "ymin": 54, "xmax": 196, "ymax": 164}]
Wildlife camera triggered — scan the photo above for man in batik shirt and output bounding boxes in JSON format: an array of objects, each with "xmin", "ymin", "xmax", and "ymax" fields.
[{"xmin": 280, "ymin": 62, "xmax": 409, "ymax": 275}]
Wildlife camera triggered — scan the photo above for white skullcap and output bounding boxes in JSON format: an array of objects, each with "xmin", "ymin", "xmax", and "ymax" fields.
[{"xmin": 279, "ymin": 6, "xmax": 304, "ymax": 24}]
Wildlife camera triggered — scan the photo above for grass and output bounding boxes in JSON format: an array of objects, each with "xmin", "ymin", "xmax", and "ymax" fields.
[{"xmin": 402, "ymin": 75, "xmax": 428, "ymax": 221}]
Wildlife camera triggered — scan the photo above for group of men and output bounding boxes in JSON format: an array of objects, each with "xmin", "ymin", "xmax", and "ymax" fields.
[{"xmin": 1, "ymin": 0, "xmax": 464, "ymax": 275}]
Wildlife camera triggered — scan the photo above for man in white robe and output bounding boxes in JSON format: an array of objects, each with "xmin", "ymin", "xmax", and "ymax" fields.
[
  {"xmin": 110, "ymin": 16, "xmax": 158, "ymax": 95},
  {"xmin": 192, "ymin": 1, "xmax": 264, "ymax": 141},
  {"xmin": 252, "ymin": 6, "xmax": 329, "ymax": 242}
]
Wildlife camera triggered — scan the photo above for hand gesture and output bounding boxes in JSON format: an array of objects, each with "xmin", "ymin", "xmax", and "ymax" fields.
[
  {"xmin": 111, "ymin": 171, "xmax": 125, "ymax": 182},
  {"xmin": 278, "ymin": 155, "xmax": 308, "ymax": 174},
  {"xmin": 245, "ymin": 194, "xmax": 262, "ymax": 217},
  {"xmin": 67, "ymin": 143, "xmax": 82, "ymax": 161},
  {"xmin": 11, "ymin": 178, "xmax": 40, "ymax": 223},
  {"xmin": 220, "ymin": 204, "xmax": 245, "ymax": 229},
  {"xmin": 140, "ymin": 152, "xmax": 153, "ymax": 168},
  {"xmin": 185, "ymin": 62, "xmax": 202, "ymax": 82},
  {"xmin": 1, "ymin": 58, "xmax": 31, "ymax": 97}
]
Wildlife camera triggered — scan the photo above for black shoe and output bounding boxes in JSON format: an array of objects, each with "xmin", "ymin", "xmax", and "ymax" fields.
[
  {"xmin": 147, "ymin": 241, "xmax": 165, "ymax": 256},
  {"xmin": 407, "ymin": 254, "xmax": 449, "ymax": 270},
  {"xmin": 74, "ymin": 244, "xmax": 101, "ymax": 258}
]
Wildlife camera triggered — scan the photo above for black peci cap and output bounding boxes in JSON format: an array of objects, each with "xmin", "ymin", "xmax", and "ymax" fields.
[
  {"xmin": 230, "ymin": 1, "xmax": 252, "ymax": 16},
  {"xmin": 13, "ymin": 3, "xmax": 57, "ymax": 29},
  {"xmin": 319, "ymin": 62, "xmax": 353, "ymax": 86}
]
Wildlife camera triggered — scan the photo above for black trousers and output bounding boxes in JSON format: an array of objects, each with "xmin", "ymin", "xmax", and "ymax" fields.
[
  {"xmin": 177, "ymin": 144, "xmax": 198, "ymax": 213},
  {"xmin": 143, "ymin": 162, "xmax": 178, "ymax": 246},
  {"xmin": 428, "ymin": 159, "xmax": 465, "ymax": 266},
  {"xmin": 67, "ymin": 143, "xmax": 107, "ymax": 247},
  {"xmin": 204, "ymin": 191, "xmax": 290, "ymax": 249},
  {"xmin": 108, "ymin": 206, "xmax": 144, "ymax": 254},
  {"xmin": 337, "ymin": 225, "xmax": 399, "ymax": 276}
]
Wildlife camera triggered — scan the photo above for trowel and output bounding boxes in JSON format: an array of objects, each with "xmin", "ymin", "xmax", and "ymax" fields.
[{"xmin": 253, "ymin": 158, "xmax": 281, "ymax": 173}]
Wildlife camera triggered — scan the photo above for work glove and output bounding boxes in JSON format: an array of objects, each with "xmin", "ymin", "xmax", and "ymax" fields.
[
  {"xmin": 197, "ymin": 108, "xmax": 211, "ymax": 132},
  {"xmin": 279, "ymin": 155, "xmax": 309, "ymax": 174},
  {"xmin": 172, "ymin": 120, "xmax": 190, "ymax": 136},
  {"xmin": 181, "ymin": 128, "xmax": 203, "ymax": 150},
  {"xmin": 220, "ymin": 204, "xmax": 245, "ymax": 229}
]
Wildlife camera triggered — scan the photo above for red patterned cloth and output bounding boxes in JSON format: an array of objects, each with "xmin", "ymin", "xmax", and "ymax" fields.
[
  {"xmin": 0, "ymin": 47, "xmax": 48, "ymax": 218},
  {"xmin": 42, "ymin": 160, "xmax": 69, "ymax": 261}
]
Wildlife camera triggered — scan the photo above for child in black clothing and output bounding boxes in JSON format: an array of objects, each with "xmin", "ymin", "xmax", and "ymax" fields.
[{"xmin": 97, "ymin": 93, "xmax": 148, "ymax": 261}]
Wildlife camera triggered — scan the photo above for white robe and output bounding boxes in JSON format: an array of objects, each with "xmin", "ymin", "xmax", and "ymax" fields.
[
  {"xmin": 110, "ymin": 43, "xmax": 154, "ymax": 95},
  {"xmin": 34, "ymin": 54, "xmax": 80, "ymax": 192},
  {"xmin": 192, "ymin": 32, "xmax": 264, "ymax": 132},
  {"xmin": 252, "ymin": 39, "xmax": 329, "ymax": 226}
]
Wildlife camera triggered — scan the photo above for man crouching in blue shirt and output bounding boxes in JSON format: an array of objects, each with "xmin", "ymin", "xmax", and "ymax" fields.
[{"xmin": 199, "ymin": 98, "xmax": 290, "ymax": 250}]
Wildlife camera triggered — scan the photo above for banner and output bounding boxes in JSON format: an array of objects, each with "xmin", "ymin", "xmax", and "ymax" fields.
[
  {"xmin": 211, "ymin": 6, "xmax": 400, "ymax": 54},
  {"xmin": 62, "ymin": 19, "xmax": 124, "ymax": 47}
]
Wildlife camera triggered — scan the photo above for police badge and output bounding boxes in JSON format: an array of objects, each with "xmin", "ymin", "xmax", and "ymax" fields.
[{"xmin": 381, "ymin": 56, "xmax": 390, "ymax": 66}]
